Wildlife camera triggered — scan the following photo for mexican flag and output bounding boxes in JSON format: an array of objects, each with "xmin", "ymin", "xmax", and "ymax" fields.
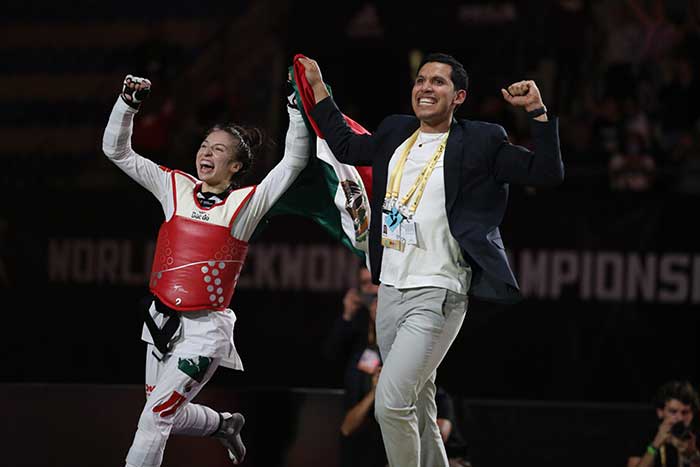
[{"xmin": 253, "ymin": 54, "xmax": 372, "ymax": 261}]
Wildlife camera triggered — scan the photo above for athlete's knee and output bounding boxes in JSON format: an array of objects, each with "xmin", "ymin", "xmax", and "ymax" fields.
[{"xmin": 140, "ymin": 390, "xmax": 188, "ymax": 434}]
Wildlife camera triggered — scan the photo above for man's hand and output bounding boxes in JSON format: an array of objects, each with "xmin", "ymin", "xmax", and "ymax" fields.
[
  {"xmin": 121, "ymin": 74, "xmax": 152, "ymax": 110},
  {"xmin": 342, "ymin": 288, "xmax": 363, "ymax": 321},
  {"xmin": 296, "ymin": 56, "xmax": 323, "ymax": 87},
  {"xmin": 652, "ymin": 418, "xmax": 674, "ymax": 449},
  {"xmin": 500, "ymin": 80, "xmax": 545, "ymax": 113},
  {"xmin": 296, "ymin": 56, "xmax": 330, "ymax": 104}
]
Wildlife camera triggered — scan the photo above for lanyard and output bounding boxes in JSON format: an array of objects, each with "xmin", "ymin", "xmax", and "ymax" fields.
[
  {"xmin": 385, "ymin": 130, "xmax": 449, "ymax": 216},
  {"xmin": 660, "ymin": 445, "xmax": 666, "ymax": 467}
]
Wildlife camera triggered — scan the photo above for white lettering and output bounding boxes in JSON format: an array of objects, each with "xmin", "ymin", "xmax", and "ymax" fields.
[
  {"xmin": 595, "ymin": 253, "xmax": 624, "ymax": 301},
  {"xmin": 580, "ymin": 251, "xmax": 592, "ymax": 300},
  {"xmin": 626, "ymin": 254, "xmax": 656, "ymax": 302},
  {"xmin": 279, "ymin": 245, "xmax": 305, "ymax": 290},
  {"xmin": 48, "ymin": 239, "xmax": 71, "ymax": 282},
  {"xmin": 121, "ymin": 241, "xmax": 147, "ymax": 286},
  {"xmin": 252, "ymin": 245, "xmax": 278, "ymax": 289},
  {"xmin": 658, "ymin": 254, "xmax": 689, "ymax": 303},
  {"xmin": 237, "ymin": 244, "xmax": 359, "ymax": 291},
  {"xmin": 550, "ymin": 251, "xmax": 578, "ymax": 298},
  {"xmin": 693, "ymin": 256, "xmax": 700, "ymax": 303},
  {"xmin": 49, "ymin": 241, "xmax": 700, "ymax": 299},
  {"xmin": 307, "ymin": 246, "xmax": 332, "ymax": 291},
  {"xmin": 513, "ymin": 250, "xmax": 699, "ymax": 304},
  {"xmin": 96, "ymin": 240, "xmax": 120, "ymax": 283},
  {"xmin": 518, "ymin": 250, "xmax": 548, "ymax": 298},
  {"xmin": 72, "ymin": 239, "xmax": 95, "ymax": 284},
  {"xmin": 47, "ymin": 238, "xmax": 152, "ymax": 285}
]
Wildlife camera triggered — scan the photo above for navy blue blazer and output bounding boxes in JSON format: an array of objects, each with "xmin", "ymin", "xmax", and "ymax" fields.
[{"xmin": 310, "ymin": 97, "xmax": 564, "ymax": 304}]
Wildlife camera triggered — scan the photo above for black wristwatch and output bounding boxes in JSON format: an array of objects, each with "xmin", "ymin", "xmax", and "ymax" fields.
[{"xmin": 527, "ymin": 106, "xmax": 547, "ymax": 119}]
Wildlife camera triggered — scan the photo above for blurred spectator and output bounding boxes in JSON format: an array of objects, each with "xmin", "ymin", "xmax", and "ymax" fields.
[
  {"xmin": 196, "ymin": 77, "xmax": 241, "ymax": 128},
  {"xmin": 131, "ymin": 95, "xmax": 176, "ymax": 159},
  {"xmin": 436, "ymin": 386, "xmax": 473, "ymax": 467},
  {"xmin": 625, "ymin": 0, "xmax": 682, "ymax": 65},
  {"xmin": 656, "ymin": 53, "xmax": 700, "ymax": 153},
  {"xmin": 670, "ymin": 125, "xmax": 700, "ymax": 194},
  {"xmin": 130, "ymin": 35, "xmax": 183, "ymax": 159},
  {"xmin": 594, "ymin": 1, "xmax": 645, "ymax": 99},
  {"xmin": 609, "ymin": 129, "xmax": 657, "ymax": 191},
  {"xmin": 322, "ymin": 265, "xmax": 386, "ymax": 467},
  {"xmin": 337, "ymin": 306, "xmax": 384, "ymax": 467},
  {"xmin": 685, "ymin": 0, "xmax": 700, "ymax": 54},
  {"xmin": 627, "ymin": 380, "xmax": 700, "ymax": 467},
  {"xmin": 621, "ymin": 96, "xmax": 653, "ymax": 150},
  {"xmin": 541, "ymin": 0, "xmax": 592, "ymax": 114},
  {"xmin": 559, "ymin": 114, "xmax": 594, "ymax": 168},
  {"xmin": 322, "ymin": 265, "xmax": 380, "ymax": 368},
  {"xmin": 477, "ymin": 93, "xmax": 518, "ymax": 143},
  {"xmin": 591, "ymin": 95, "xmax": 624, "ymax": 164},
  {"xmin": 608, "ymin": 131, "xmax": 656, "ymax": 192}
]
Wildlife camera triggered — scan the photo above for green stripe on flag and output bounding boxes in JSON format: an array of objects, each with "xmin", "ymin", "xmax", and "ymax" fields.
[{"xmin": 251, "ymin": 67, "xmax": 365, "ymax": 259}]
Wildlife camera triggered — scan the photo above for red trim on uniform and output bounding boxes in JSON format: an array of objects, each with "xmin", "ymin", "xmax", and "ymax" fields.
[
  {"xmin": 172, "ymin": 169, "xmax": 198, "ymax": 184},
  {"xmin": 153, "ymin": 391, "xmax": 186, "ymax": 417},
  {"xmin": 171, "ymin": 171, "xmax": 210, "ymax": 211},
  {"xmin": 227, "ymin": 185, "xmax": 257, "ymax": 229},
  {"xmin": 169, "ymin": 170, "xmax": 179, "ymax": 215}
]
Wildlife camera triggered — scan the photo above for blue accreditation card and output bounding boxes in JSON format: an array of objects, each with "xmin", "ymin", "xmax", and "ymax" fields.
[{"xmin": 381, "ymin": 209, "xmax": 406, "ymax": 251}]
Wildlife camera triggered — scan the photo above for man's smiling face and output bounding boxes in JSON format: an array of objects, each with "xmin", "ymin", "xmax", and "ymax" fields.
[{"xmin": 411, "ymin": 62, "xmax": 465, "ymax": 130}]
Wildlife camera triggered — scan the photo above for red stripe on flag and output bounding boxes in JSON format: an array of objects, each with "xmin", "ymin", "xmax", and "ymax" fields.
[
  {"xmin": 293, "ymin": 54, "xmax": 372, "ymax": 138},
  {"xmin": 293, "ymin": 53, "xmax": 373, "ymax": 198},
  {"xmin": 342, "ymin": 114, "xmax": 371, "ymax": 136},
  {"xmin": 293, "ymin": 54, "xmax": 323, "ymax": 138},
  {"xmin": 356, "ymin": 166, "xmax": 373, "ymax": 200}
]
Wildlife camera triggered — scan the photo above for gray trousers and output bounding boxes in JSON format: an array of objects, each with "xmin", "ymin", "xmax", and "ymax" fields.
[{"xmin": 374, "ymin": 284, "xmax": 468, "ymax": 467}]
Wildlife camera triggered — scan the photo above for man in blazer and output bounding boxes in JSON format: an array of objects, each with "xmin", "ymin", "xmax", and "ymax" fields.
[{"xmin": 298, "ymin": 53, "xmax": 563, "ymax": 467}]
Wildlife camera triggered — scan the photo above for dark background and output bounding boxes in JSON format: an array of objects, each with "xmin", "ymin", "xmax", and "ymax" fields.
[{"xmin": 2, "ymin": 0, "xmax": 699, "ymax": 436}]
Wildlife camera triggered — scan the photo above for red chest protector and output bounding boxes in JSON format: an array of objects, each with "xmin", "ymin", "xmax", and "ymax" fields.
[{"xmin": 149, "ymin": 171, "xmax": 256, "ymax": 311}]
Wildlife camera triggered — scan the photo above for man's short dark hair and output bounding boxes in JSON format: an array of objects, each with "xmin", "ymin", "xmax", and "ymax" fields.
[
  {"xmin": 655, "ymin": 380, "xmax": 700, "ymax": 412},
  {"xmin": 418, "ymin": 53, "xmax": 469, "ymax": 92}
]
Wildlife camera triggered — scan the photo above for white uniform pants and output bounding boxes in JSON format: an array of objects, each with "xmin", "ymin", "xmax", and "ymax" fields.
[
  {"xmin": 374, "ymin": 284, "xmax": 468, "ymax": 467},
  {"xmin": 125, "ymin": 345, "xmax": 223, "ymax": 467}
]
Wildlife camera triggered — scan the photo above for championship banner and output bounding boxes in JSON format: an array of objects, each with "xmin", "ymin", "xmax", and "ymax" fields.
[{"xmin": 253, "ymin": 54, "xmax": 372, "ymax": 263}]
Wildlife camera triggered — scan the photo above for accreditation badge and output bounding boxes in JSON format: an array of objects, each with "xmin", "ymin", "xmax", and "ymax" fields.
[
  {"xmin": 381, "ymin": 207, "xmax": 406, "ymax": 251},
  {"xmin": 402, "ymin": 218, "xmax": 418, "ymax": 246}
]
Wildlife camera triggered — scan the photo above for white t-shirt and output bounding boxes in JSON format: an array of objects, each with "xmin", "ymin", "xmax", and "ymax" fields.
[
  {"xmin": 102, "ymin": 98, "xmax": 310, "ymax": 368},
  {"xmin": 379, "ymin": 131, "xmax": 471, "ymax": 295}
]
